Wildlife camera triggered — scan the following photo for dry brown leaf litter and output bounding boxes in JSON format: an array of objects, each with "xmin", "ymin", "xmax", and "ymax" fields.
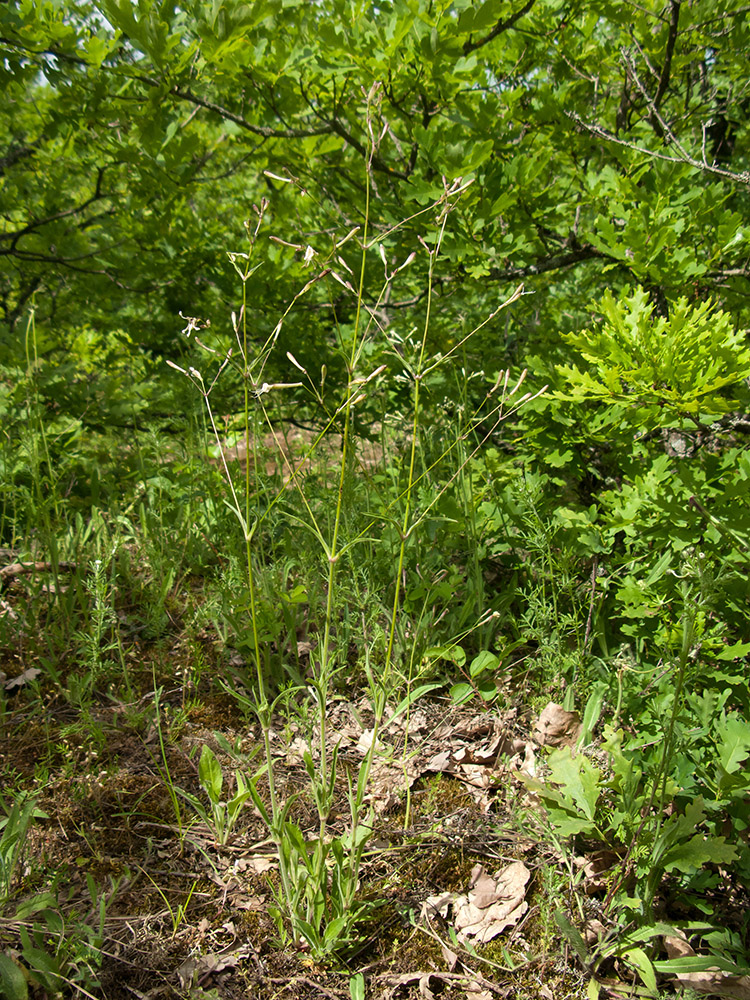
[
  {"xmin": 1, "ymin": 677, "xmax": 745, "ymax": 1000},
  {"xmin": 422, "ymin": 861, "xmax": 531, "ymax": 945}
]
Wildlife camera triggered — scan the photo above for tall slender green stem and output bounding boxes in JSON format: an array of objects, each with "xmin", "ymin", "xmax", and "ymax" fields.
[
  {"xmin": 315, "ymin": 91, "xmax": 375, "ymax": 829},
  {"xmin": 384, "ymin": 208, "xmax": 450, "ymax": 674}
]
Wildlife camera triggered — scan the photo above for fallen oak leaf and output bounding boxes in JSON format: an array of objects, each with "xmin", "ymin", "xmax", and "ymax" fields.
[
  {"xmin": 440, "ymin": 939, "xmax": 458, "ymax": 970},
  {"xmin": 176, "ymin": 943, "xmax": 254, "ymax": 990},
  {"xmin": 534, "ymin": 702, "xmax": 582, "ymax": 747},
  {"xmin": 421, "ymin": 892, "xmax": 454, "ymax": 922},
  {"xmin": 424, "ymin": 862, "xmax": 530, "ymax": 945},
  {"xmin": 381, "ymin": 971, "xmax": 509, "ymax": 998},
  {"xmin": 381, "ymin": 971, "xmax": 437, "ymax": 1000},
  {"xmin": 426, "ymin": 749, "xmax": 453, "ymax": 772},
  {"xmin": 233, "ymin": 854, "xmax": 276, "ymax": 874},
  {"xmin": 4, "ymin": 667, "xmax": 42, "ymax": 691},
  {"xmin": 0, "ymin": 599, "xmax": 18, "ymax": 621},
  {"xmin": 470, "ymin": 867, "xmax": 506, "ymax": 908},
  {"xmin": 464, "ymin": 987, "xmax": 493, "ymax": 1000},
  {"xmin": 575, "ymin": 849, "xmax": 620, "ymax": 894}
]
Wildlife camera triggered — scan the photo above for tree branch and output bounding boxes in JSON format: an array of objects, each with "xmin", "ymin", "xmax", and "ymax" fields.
[
  {"xmin": 384, "ymin": 246, "xmax": 613, "ymax": 311},
  {"xmin": 708, "ymin": 266, "xmax": 750, "ymax": 279},
  {"xmin": 463, "ymin": 0, "xmax": 537, "ymax": 55},
  {"xmin": 159, "ymin": 81, "xmax": 335, "ymax": 140},
  {"xmin": 1, "ymin": 168, "xmax": 109, "ymax": 247},
  {"xmin": 0, "ymin": 35, "xmax": 89, "ymax": 66},
  {"xmin": 5, "ymin": 276, "xmax": 41, "ymax": 331},
  {"xmin": 159, "ymin": 80, "xmax": 407, "ymax": 176},
  {"xmin": 0, "ymin": 250, "xmax": 110, "ymax": 274},
  {"xmin": 620, "ymin": 48, "xmax": 687, "ymax": 150},
  {"xmin": 298, "ymin": 77, "xmax": 411, "ymax": 179},
  {"xmin": 488, "ymin": 245, "xmax": 610, "ymax": 281},
  {"xmin": 652, "ymin": 0, "xmax": 681, "ymax": 116},
  {"xmin": 567, "ymin": 110, "xmax": 750, "ymax": 187}
]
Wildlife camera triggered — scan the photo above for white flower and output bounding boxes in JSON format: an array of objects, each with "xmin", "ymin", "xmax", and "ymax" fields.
[{"xmin": 179, "ymin": 312, "xmax": 210, "ymax": 338}]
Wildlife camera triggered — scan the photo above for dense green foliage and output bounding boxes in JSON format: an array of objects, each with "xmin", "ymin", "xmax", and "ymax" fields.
[
  {"xmin": 4, "ymin": 0, "xmax": 750, "ymax": 346},
  {"xmin": 1, "ymin": 0, "xmax": 750, "ymax": 994}
]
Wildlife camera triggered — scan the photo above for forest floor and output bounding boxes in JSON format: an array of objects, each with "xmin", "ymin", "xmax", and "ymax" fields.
[
  {"xmin": 2, "ymin": 557, "xmax": 745, "ymax": 1000},
  {"xmin": 0, "ymin": 621, "xmax": 603, "ymax": 1000}
]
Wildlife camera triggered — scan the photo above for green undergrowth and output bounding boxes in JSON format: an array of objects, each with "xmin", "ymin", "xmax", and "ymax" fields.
[{"xmin": 1, "ymin": 176, "xmax": 749, "ymax": 998}]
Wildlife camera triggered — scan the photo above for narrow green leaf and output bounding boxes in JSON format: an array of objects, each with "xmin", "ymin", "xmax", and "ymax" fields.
[
  {"xmin": 323, "ymin": 915, "xmax": 347, "ymax": 946},
  {"xmin": 655, "ymin": 954, "xmax": 750, "ymax": 974},
  {"xmin": 349, "ymin": 973, "xmax": 365, "ymax": 1000},
  {"xmin": 622, "ymin": 947, "xmax": 657, "ymax": 996},
  {"xmin": 199, "ymin": 745, "xmax": 223, "ymax": 802},
  {"xmin": 554, "ymin": 910, "xmax": 588, "ymax": 964},
  {"xmin": 391, "ymin": 682, "xmax": 445, "ymax": 724}
]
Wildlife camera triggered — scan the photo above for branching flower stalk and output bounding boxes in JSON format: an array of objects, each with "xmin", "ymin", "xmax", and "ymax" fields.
[
  {"xmin": 167, "ymin": 89, "xmax": 546, "ymax": 950},
  {"xmin": 167, "ymin": 176, "xmax": 383, "ymax": 944},
  {"xmin": 169, "ymin": 266, "xmax": 300, "ymax": 909},
  {"xmin": 294, "ymin": 84, "xmax": 384, "ymax": 926},
  {"xmin": 234, "ymin": 211, "xmax": 283, "ymax": 845},
  {"xmin": 383, "ymin": 186, "xmax": 453, "ymax": 676}
]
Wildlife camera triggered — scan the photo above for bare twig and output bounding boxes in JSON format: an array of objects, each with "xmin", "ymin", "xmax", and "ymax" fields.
[
  {"xmin": 620, "ymin": 48, "xmax": 689, "ymax": 155},
  {"xmin": 0, "ymin": 561, "xmax": 76, "ymax": 590},
  {"xmin": 567, "ymin": 111, "xmax": 750, "ymax": 187},
  {"xmin": 161, "ymin": 82, "xmax": 334, "ymax": 140}
]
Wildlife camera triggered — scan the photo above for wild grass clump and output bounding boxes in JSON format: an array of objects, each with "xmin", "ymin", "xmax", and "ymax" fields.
[{"xmin": 164, "ymin": 92, "xmax": 543, "ymax": 956}]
